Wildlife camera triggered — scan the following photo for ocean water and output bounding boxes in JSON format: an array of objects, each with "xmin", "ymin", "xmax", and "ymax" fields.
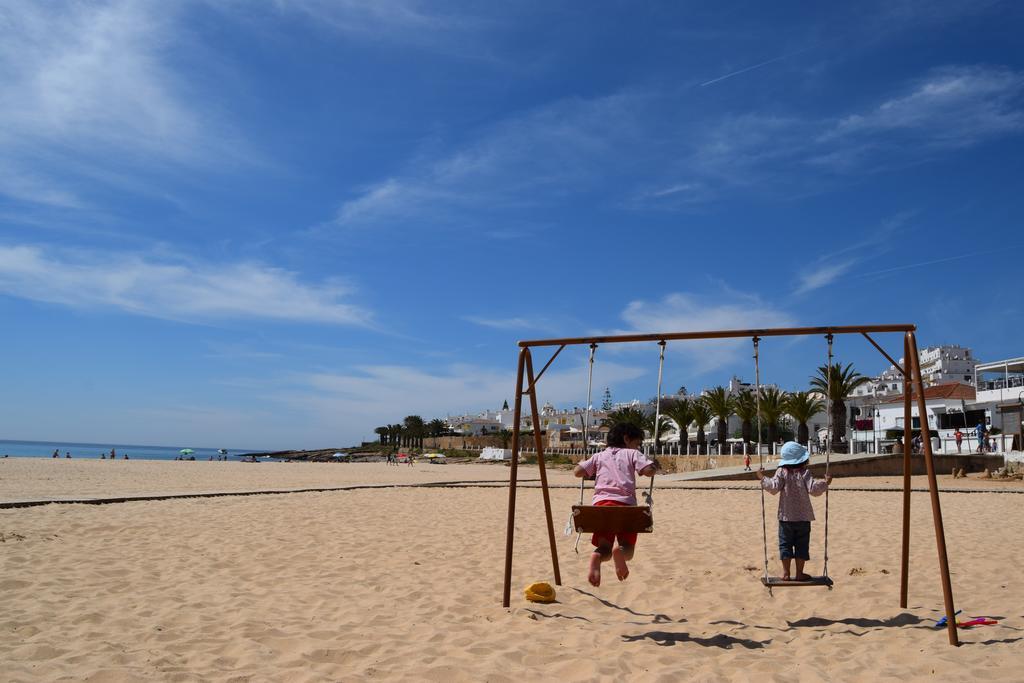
[{"xmin": 0, "ymin": 439, "xmax": 264, "ymax": 461}]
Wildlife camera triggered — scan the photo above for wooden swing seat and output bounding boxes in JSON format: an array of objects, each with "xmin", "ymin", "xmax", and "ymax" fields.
[
  {"xmin": 571, "ymin": 504, "xmax": 653, "ymax": 534},
  {"xmin": 761, "ymin": 575, "xmax": 834, "ymax": 588}
]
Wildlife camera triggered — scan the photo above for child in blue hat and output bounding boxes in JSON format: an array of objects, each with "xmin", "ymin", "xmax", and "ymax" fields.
[{"xmin": 756, "ymin": 441, "xmax": 832, "ymax": 581}]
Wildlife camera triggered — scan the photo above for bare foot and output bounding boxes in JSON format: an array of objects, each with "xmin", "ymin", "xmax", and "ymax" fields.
[
  {"xmin": 588, "ymin": 554, "xmax": 602, "ymax": 587},
  {"xmin": 795, "ymin": 573, "xmax": 813, "ymax": 582},
  {"xmin": 781, "ymin": 574, "xmax": 791, "ymax": 581},
  {"xmin": 611, "ymin": 546, "xmax": 630, "ymax": 581}
]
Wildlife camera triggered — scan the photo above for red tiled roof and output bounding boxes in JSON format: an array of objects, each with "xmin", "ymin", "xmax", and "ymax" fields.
[{"xmin": 879, "ymin": 382, "xmax": 976, "ymax": 404}]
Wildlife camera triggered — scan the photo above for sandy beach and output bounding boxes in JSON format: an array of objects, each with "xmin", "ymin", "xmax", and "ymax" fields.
[{"xmin": 1, "ymin": 458, "xmax": 1021, "ymax": 681}]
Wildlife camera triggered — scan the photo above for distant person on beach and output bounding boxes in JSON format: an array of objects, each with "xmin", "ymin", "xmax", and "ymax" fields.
[
  {"xmin": 111, "ymin": 448, "xmax": 116, "ymax": 459},
  {"xmin": 744, "ymin": 453, "xmax": 752, "ymax": 471},
  {"xmin": 100, "ymin": 453, "xmax": 105, "ymax": 459},
  {"xmin": 123, "ymin": 453, "xmax": 129, "ymax": 460},
  {"xmin": 757, "ymin": 441, "xmax": 832, "ymax": 582},
  {"xmin": 53, "ymin": 449, "xmax": 59, "ymax": 458},
  {"xmin": 65, "ymin": 452, "xmax": 71, "ymax": 458},
  {"xmin": 954, "ymin": 429, "xmax": 963, "ymax": 453},
  {"xmin": 975, "ymin": 421, "xmax": 986, "ymax": 453},
  {"xmin": 574, "ymin": 422, "xmax": 658, "ymax": 587}
]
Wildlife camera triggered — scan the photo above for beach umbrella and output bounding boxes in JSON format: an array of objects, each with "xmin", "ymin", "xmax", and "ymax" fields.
[{"xmin": 179, "ymin": 448, "xmax": 194, "ymax": 455}]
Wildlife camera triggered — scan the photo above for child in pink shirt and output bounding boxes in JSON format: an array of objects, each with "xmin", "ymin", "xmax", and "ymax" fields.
[{"xmin": 574, "ymin": 422, "xmax": 657, "ymax": 587}]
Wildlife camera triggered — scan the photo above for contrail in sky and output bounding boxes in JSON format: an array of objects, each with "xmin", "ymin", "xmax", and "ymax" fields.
[
  {"xmin": 699, "ymin": 49, "xmax": 808, "ymax": 87},
  {"xmin": 857, "ymin": 250, "xmax": 1002, "ymax": 279}
]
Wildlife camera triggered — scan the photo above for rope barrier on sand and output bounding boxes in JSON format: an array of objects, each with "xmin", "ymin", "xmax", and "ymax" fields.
[{"xmin": 3, "ymin": 480, "xmax": 1021, "ymax": 509}]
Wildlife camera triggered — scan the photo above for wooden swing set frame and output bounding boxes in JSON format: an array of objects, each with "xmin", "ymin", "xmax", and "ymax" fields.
[{"xmin": 500, "ymin": 324, "xmax": 960, "ymax": 646}]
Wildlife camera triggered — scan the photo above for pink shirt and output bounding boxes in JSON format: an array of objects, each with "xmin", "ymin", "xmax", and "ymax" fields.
[{"xmin": 577, "ymin": 447, "xmax": 654, "ymax": 505}]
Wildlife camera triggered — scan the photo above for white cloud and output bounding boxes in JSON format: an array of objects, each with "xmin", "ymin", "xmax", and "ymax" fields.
[
  {"xmin": 281, "ymin": 359, "xmax": 646, "ymax": 435},
  {"xmin": 794, "ymin": 261, "xmax": 857, "ymax": 295},
  {"xmin": 610, "ymin": 291, "xmax": 798, "ymax": 373},
  {"xmin": 0, "ymin": 244, "xmax": 371, "ymax": 326},
  {"xmin": 792, "ymin": 211, "xmax": 915, "ymax": 294},
  {"xmin": 332, "ymin": 91, "xmax": 648, "ymax": 229},
  {"xmin": 0, "ymin": 1, "xmax": 246, "ymax": 207},
  {"xmin": 268, "ymin": 0, "xmax": 466, "ymax": 36},
  {"xmin": 463, "ymin": 315, "xmax": 552, "ymax": 332},
  {"xmin": 829, "ymin": 66, "xmax": 1024, "ymax": 146},
  {"xmin": 676, "ymin": 65, "xmax": 1024, "ymax": 196},
  {"xmin": 329, "ymin": 63, "xmax": 1024, "ymax": 226}
]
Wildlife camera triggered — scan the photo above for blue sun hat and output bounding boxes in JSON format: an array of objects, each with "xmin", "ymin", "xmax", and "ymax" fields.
[{"xmin": 778, "ymin": 441, "xmax": 809, "ymax": 466}]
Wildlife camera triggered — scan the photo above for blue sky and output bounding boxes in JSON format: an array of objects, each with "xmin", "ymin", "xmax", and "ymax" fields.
[{"xmin": 1, "ymin": 0, "xmax": 1022, "ymax": 449}]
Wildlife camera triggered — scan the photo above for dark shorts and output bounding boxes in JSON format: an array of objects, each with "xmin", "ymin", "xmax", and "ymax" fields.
[
  {"xmin": 778, "ymin": 521, "xmax": 811, "ymax": 560},
  {"xmin": 591, "ymin": 500, "xmax": 638, "ymax": 550}
]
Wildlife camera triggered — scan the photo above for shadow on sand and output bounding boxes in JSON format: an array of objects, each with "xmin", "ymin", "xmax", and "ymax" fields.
[
  {"xmin": 524, "ymin": 608, "xmax": 591, "ymax": 623},
  {"xmin": 621, "ymin": 630, "xmax": 770, "ymax": 649},
  {"xmin": 571, "ymin": 587, "xmax": 681, "ymax": 624},
  {"xmin": 787, "ymin": 612, "xmax": 927, "ymax": 629}
]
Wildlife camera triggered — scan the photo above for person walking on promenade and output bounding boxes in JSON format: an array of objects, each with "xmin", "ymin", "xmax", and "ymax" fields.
[
  {"xmin": 975, "ymin": 421, "xmax": 987, "ymax": 453},
  {"xmin": 954, "ymin": 429, "xmax": 963, "ymax": 454}
]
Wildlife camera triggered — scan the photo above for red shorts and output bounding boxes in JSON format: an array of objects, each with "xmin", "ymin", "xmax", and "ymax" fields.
[{"xmin": 590, "ymin": 499, "xmax": 638, "ymax": 549}]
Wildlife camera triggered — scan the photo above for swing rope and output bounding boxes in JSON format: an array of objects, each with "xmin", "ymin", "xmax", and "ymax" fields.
[
  {"xmin": 647, "ymin": 341, "xmax": 666, "ymax": 506},
  {"xmin": 753, "ymin": 336, "xmax": 770, "ymax": 588},
  {"xmin": 571, "ymin": 342, "xmax": 661, "ymax": 548},
  {"xmin": 823, "ymin": 334, "xmax": 834, "ymax": 579},
  {"xmin": 570, "ymin": 344, "xmax": 599, "ymax": 552}
]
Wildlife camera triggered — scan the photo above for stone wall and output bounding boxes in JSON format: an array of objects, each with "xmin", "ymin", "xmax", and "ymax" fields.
[{"xmin": 697, "ymin": 453, "xmax": 1006, "ymax": 481}]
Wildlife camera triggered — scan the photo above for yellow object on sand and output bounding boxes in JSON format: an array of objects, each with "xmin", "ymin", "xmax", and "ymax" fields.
[{"xmin": 524, "ymin": 582, "xmax": 556, "ymax": 603}]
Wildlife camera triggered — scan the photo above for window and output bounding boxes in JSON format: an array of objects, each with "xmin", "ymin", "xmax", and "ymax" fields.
[{"xmin": 938, "ymin": 410, "xmax": 986, "ymax": 429}]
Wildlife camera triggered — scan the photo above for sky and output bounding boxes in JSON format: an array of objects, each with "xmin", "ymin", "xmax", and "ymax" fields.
[{"xmin": 1, "ymin": 0, "xmax": 1022, "ymax": 450}]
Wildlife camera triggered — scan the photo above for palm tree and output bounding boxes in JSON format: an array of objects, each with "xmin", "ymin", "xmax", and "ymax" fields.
[
  {"xmin": 646, "ymin": 414, "xmax": 671, "ymax": 451},
  {"xmin": 758, "ymin": 387, "xmax": 788, "ymax": 446},
  {"xmin": 661, "ymin": 398, "xmax": 693, "ymax": 453},
  {"xmin": 427, "ymin": 418, "xmax": 447, "ymax": 439},
  {"xmin": 810, "ymin": 362, "xmax": 871, "ymax": 452},
  {"xmin": 403, "ymin": 415, "xmax": 425, "ymax": 449},
  {"xmin": 691, "ymin": 398, "xmax": 712, "ymax": 450},
  {"xmin": 497, "ymin": 429, "xmax": 513, "ymax": 449},
  {"xmin": 387, "ymin": 423, "xmax": 402, "ymax": 447},
  {"xmin": 702, "ymin": 386, "xmax": 735, "ymax": 450},
  {"xmin": 733, "ymin": 390, "xmax": 757, "ymax": 445},
  {"xmin": 785, "ymin": 391, "xmax": 825, "ymax": 446},
  {"xmin": 374, "ymin": 426, "xmax": 388, "ymax": 445},
  {"xmin": 602, "ymin": 406, "xmax": 664, "ymax": 450},
  {"xmin": 601, "ymin": 406, "xmax": 648, "ymax": 430}
]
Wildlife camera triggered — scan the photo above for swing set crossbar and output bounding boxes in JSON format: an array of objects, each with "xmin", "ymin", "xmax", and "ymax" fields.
[
  {"xmin": 500, "ymin": 323, "xmax": 959, "ymax": 647},
  {"xmin": 518, "ymin": 324, "xmax": 915, "ymax": 348}
]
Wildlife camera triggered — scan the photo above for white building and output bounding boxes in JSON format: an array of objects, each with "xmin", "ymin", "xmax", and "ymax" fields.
[
  {"xmin": 850, "ymin": 382, "xmax": 1002, "ymax": 453},
  {"xmin": 448, "ymin": 402, "xmax": 610, "ymax": 437},
  {"xmin": 974, "ymin": 357, "xmax": 1024, "ymax": 451},
  {"xmin": 852, "ymin": 344, "xmax": 977, "ymax": 400}
]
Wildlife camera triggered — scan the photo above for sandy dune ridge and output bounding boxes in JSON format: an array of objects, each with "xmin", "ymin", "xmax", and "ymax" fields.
[{"xmin": 1, "ymin": 460, "xmax": 1021, "ymax": 681}]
